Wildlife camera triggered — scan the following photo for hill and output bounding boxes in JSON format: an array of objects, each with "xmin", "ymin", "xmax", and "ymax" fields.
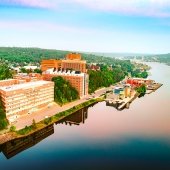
[{"xmin": 0, "ymin": 47, "xmax": 133, "ymax": 67}]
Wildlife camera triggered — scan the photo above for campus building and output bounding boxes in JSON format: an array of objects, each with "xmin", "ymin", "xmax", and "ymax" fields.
[
  {"xmin": 41, "ymin": 53, "xmax": 87, "ymax": 73},
  {"xmin": 13, "ymin": 73, "xmax": 43, "ymax": 82},
  {"xmin": 42, "ymin": 69, "xmax": 89, "ymax": 98},
  {"xmin": 41, "ymin": 53, "xmax": 89, "ymax": 98},
  {"xmin": 0, "ymin": 80, "xmax": 54, "ymax": 123},
  {"xmin": 0, "ymin": 79, "xmax": 18, "ymax": 87}
]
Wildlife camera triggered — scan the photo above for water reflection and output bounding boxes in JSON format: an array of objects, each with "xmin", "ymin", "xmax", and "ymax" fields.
[
  {"xmin": 1, "ymin": 125, "xmax": 54, "ymax": 159},
  {"xmin": 56, "ymin": 107, "xmax": 88, "ymax": 126},
  {"xmin": 0, "ymin": 104, "xmax": 94, "ymax": 159}
]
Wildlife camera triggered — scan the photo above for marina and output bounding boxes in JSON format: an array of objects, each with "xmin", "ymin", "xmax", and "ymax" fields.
[{"xmin": 105, "ymin": 78, "xmax": 163, "ymax": 110}]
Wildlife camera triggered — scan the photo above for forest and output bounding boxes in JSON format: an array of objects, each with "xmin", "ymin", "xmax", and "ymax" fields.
[
  {"xmin": 88, "ymin": 66, "xmax": 126, "ymax": 93},
  {"xmin": 0, "ymin": 47, "xmax": 134, "ymax": 67}
]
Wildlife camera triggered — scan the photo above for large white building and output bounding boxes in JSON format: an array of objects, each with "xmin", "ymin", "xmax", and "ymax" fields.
[{"xmin": 0, "ymin": 80, "xmax": 54, "ymax": 123}]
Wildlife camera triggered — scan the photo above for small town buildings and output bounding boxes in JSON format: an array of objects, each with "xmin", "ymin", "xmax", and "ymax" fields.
[
  {"xmin": 23, "ymin": 66, "xmax": 38, "ymax": 70},
  {"xmin": 88, "ymin": 64, "xmax": 100, "ymax": 71},
  {"xmin": 124, "ymin": 85, "xmax": 131, "ymax": 98},
  {"xmin": 0, "ymin": 80, "xmax": 54, "ymax": 123},
  {"xmin": 126, "ymin": 78, "xmax": 154, "ymax": 87},
  {"xmin": 113, "ymin": 85, "xmax": 134, "ymax": 100},
  {"xmin": 11, "ymin": 66, "xmax": 39, "ymax": 73}
]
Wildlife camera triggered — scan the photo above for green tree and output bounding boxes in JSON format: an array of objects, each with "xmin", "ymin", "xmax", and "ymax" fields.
[
  {"xmin": 34, "ymin": 68, "xmax": 42, "ymax": 74},
  {"xmin": 0, "ymin": 98, "xmax": 8, "ymax": 130},
  {"xmin": 0, "ymin": 62, "xmax": 13, "ymax": 80},
  {"xmin": 136, "ymin": 84, "xmax": 146, "ymax": 94},
  {"xmin": 10, "ymin": 125, "xmax": 16, "ymax": 132},
  {"xmin": 20, "ymin": 67, "xmax": 28, "ymax": 73},
  {"xmin": 52, "ymin": 77, "xmax": 79, "ymax": 105}
]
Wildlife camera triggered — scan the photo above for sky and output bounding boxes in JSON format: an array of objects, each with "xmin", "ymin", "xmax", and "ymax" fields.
[{"xmin": 0, "ymin": 0, "xmax": 170, "ymax": 54}]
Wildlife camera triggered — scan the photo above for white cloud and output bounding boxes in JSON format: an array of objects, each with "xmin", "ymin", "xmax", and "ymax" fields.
[
  {"xmin": 0, "ymin": 0, "xmax": 52, "ymax": 8},
  {"xmin": 1, "ymin": 0, "xmax": 170, "ymax": 17},
  {"xmin": 66, "ymin": 0, "xmax": 170, "ymax": 17}
]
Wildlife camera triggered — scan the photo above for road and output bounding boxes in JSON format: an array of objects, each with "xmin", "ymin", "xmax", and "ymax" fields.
[{"xmin": 13, "ymin": 86, "xmax": 113, "ymax": 130}]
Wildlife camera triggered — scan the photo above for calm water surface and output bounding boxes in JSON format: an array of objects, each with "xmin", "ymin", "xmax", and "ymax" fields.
[{"xmin": 0, "ymin": 62, "xmax": 170, "ymax": 170}]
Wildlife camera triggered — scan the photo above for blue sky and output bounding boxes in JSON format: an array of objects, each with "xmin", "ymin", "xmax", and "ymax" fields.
[{"xmin": 0, "ymin": 0, "xmax": 170, "ymax": 54}]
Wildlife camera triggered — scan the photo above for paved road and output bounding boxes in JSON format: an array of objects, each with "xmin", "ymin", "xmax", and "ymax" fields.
[{"xmin": 13, "ymin": 86, "xmax": 114, "ymax": 130}]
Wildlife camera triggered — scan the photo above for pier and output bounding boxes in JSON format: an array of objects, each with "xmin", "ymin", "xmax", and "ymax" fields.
[
  {"xmin": 146, "ymin": 83, "xmax": 163, "ymax": 94},
  {"xmin": 105, "ymin": 92, "xmax": 139, "ymax": 110}
]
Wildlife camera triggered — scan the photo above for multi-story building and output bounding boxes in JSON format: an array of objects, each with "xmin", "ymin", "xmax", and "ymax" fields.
[
  {"xmin": 0, "ymin": 80, "xmax": 54, "ymax": 123},
  {"xmin": 41, "ymin": 53, "xmax": 87, "ymax": 73},
  {"xmin": 13, "ymin": 73, "xmax": 43, "ymax": 82},
  {"xmin": 41, "ymin": 53, "xmax": 89, "ymax": 98},
  {"xmin": 0, "ymin": 79, "xmax": 18, "ymax": 87},
  {"xmin": 42, "ymin": 69, "xmax": 88, "ymax": 98},
  {"xmin": 65, "ymin": 53, "xmax": 81, "ymax": 60}
]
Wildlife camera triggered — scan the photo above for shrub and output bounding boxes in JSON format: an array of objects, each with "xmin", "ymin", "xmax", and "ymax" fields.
[
  {"xmin": 10, "ymin": 125, "xmax": 16, "ymax": 132},
  {"xmin": 44, "ymin": 117, "xmax": 52, "ymax": 125},
  {"xmin": 17, "ymin": 125, "xmax": 32, "ymax": 135},
  {"xmin": 136, "ymin": 84, "xmax": 146, "ymax": 94},
  {"xmin": 0, "ymin": 119, "xmax": 8, "ymax": 130},
  {"xmin": 32, "ymin": 119, "xmax": 37, "ymax": 129}
]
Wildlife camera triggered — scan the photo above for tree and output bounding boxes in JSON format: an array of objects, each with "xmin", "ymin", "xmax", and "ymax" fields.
[
  {"xmin": 0, "ymin": 97, "xmax": 8, "ymax": 130},
  {"xmin": 10, "ymin": 125, "xmax": 16, "ymax": 132},
  {"xmin": 52, "ymin": 76, "xmax": 79, "ymax": 105},
  {"xmin": 136, "ymin": 84, "xmax": 146, "ymax": 94},
  {"xmin": 0, "ymin": 62, "xmax": 13, "ymax": 80},
  {"xmin": 88, "ymin": 66, "xmax": 126, "ymax": 93},
  {"xmin": 32, "ymin": 119, "xmax": 37, "ymax": 129},
  {"xmin": 20, "ymin": 67, "xmax": 28, "ymax": 73},
  {"xmin": 34, "ymin": 68, "xmax": 42, "ymax": 74}
]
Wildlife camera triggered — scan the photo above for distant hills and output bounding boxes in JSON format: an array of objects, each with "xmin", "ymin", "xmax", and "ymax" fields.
[
  {"xmin": 0, "ymin": 46, "xmax": 169, "ymax": 65},
  {"xmin": 143, "ymin": 53, "xmax": 170, "ymax": 66},
  {"xmin": 0, "ymin": 47, "xmax": 133, "ymax": 66},
  {"xmin": 123, "ymin": 53, "xmax": 170, "ymax": 66},
  {"xmin": 83, "ymin": 52, "xmax": 153, "ymax": 58}
]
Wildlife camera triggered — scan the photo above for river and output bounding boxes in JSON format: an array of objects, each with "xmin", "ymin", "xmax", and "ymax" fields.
[{"xmin": 0, "ymin": 62, "xmax": 170, "ymax": 170}]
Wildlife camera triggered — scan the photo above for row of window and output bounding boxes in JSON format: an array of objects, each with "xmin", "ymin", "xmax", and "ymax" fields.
[{"xmin": 6, "ymin": 98, "xmax": 53, "ymax": 113}]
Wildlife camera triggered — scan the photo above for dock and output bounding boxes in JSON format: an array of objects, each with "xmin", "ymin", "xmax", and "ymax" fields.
[
  {"xmin": 105, "ymin": 92, "xmax": 139, "ymax": 110},
  {"xmin": 117, "ymin": 93, "xmax": 139, "ymax": 110},
  {"xmin": 146, "ymin": 83, "xmax": 163, "ymax": 94}
]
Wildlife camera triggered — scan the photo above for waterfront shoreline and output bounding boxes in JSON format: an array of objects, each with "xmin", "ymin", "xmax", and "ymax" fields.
[
  {"xmin": 0, "ymin": 97, "xmax": 104, "ymax": 145},
  {"xmin": 0, "ymin": 80, "xmax": 163, "ymax": 145}
]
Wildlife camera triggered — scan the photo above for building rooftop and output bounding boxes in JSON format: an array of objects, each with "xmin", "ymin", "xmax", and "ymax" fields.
[
  {"xmin": 0, "ymin": 80, "xmax": 53, "ymax": 92},
  {"xmin": 43, "ymin": 69, "xmax": 85, "ymax": 77},
  {"xmin": 0, "ymin": 79, "xmax": 15, "ymax": 82},
  {"xmin": 24, "ymin": 66, "xmax": 38, "ymax": 70},
  {"xmin": 62, "ymin": 59, "xmax": 86, "ymax": 63}
]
